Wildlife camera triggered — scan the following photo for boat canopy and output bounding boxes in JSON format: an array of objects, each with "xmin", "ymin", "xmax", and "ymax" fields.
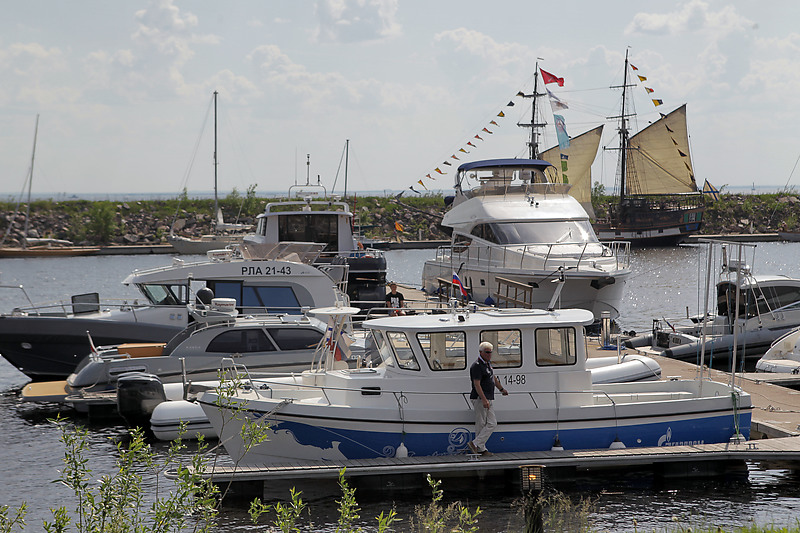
[{"xmin": 457, "ymin": 159, "xmax": 553, "ymax": 173}]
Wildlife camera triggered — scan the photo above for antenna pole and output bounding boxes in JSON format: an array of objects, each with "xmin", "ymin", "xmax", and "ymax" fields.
[{"xmin": 344, "ymin": 139, "xmax": 350, "ymax": 199}]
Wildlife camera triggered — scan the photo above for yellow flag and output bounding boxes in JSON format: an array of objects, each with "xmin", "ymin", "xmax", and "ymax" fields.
[
  {"xmin": 395, "ymin": 221, "xmax": 404, "ymax": 232},
  {"xmin": 417, "ymin": 180, "xmax": 428, "ymax": 190}
]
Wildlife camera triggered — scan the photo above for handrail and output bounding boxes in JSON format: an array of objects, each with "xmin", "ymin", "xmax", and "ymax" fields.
[{"xmin": 434, "ymin": 240, "xmax": 631, "ymax": 273}]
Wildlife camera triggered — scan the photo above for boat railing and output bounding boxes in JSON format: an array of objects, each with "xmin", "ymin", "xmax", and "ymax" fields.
[
  {"xmin": 2, "ymin": 293, "xmax": 159, "ymax": 318},
  {"xmin": 433, "ymin": 240, "xmax": 631, "ymax": 273}
]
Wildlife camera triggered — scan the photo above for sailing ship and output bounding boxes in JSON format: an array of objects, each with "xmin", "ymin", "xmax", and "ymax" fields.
[
  {"xmin": 1, "ymin": 115, "xmax": 100, "ymax": 257},
  {"xmin": 169, "ymin": 91, "xmax": 251, "ymax": 254},
  {"xmin": 593, "ymin": 52, "xmax": 705, "ymax": 245}
]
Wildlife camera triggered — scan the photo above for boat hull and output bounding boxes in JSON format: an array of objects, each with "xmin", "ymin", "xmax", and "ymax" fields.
[
  {"xmin": 594, "ymin": 199, "xmax": 704, "ymax": 246},
  {"xmin": 200, "ymin": 383, "xmax": 750, "ymax": 465},
  {"xmin": 421, "ymin": 260, "xmax": 627, "ymax": 319},
  {"xmin": 0, "ymin": 316, "xmax": 183, "ymax": 381}
]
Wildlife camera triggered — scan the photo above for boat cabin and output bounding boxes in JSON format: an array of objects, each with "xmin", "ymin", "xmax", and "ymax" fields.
[
  {"xmin": 716, "ymin": 275, "xmax": 800, "ymax": 321},
  {"xmin": 359, "ymin": 307, "xmax": 595, "ymax": 387}
]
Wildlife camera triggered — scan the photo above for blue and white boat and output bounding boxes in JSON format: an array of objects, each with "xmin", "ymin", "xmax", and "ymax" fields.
[{"xmin": 199, "ymin": 306, "xmax": 751, "ymax": 465}]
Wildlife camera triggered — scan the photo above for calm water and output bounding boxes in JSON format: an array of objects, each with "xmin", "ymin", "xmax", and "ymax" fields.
[{"xmin": 3, "ymin": 245, "xmax": 800, "ymax": 531}]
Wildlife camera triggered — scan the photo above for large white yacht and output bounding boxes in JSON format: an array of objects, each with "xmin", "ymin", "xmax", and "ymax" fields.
[{"xmin": 421, "ymin": 159, "xmax": 631, "ymax": 319}]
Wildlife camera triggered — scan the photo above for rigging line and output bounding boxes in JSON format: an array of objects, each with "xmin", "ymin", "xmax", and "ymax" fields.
[
  {"xmin": 768, "ymin": 151, "xmax": 800, "ymax": 225},
  {"xmin": 331, "ymin": 140, "xmax": 348, "ymax": 193},
  {"xmin": 171, "ymin": 95, "xmax": 214, "ymax": 225}
]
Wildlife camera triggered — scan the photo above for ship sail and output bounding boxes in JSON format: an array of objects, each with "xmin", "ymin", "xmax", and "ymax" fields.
[
  {"xmin": 540, "ymin": 125, "xmax": 603, "ymax": 219},
  {"xmin": 625, "ymin": 104, "xmax": 698, "ymax": 195}
]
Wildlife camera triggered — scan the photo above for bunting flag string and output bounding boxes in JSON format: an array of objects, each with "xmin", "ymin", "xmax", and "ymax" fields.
[
  {"xmin": 416, "ymin": 77, "xmax": 538, "ymax": 188},
  {"xmin": 541, "ymin": 67, "xmax": 570, "ymax": 182}
]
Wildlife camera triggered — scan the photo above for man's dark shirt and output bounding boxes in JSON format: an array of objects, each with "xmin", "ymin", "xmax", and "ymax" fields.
[
  {"xmin": 469, "ymin": 357, "xmax": 495, "ymax": 400},
  {"xmin": 385, "ymin": 291, "xmax": 405, "ymax": 309}
]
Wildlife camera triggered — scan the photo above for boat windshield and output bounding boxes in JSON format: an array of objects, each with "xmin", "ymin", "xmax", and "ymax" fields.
[
  {"xmin": 473, "ymin": 220, "xmax": 598, "ymax": 245},
  {"xmin": 139, "ymin": 283, "xmax": 188, "ymax": 306},
  {"xmin": 363, "ymin": 330, "xmax": 420, "ymax": 370}
]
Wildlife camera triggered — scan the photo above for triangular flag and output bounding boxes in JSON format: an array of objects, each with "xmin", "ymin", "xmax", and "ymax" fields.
[
  {"xmin": 417, "ymin": 179, "xmax": 428, "ymax": 190},
  {"xmin": 451, "ymin": 155, "xmax": 460, "ymax": 160},
  {"xmin": 443, "ymin": 161, "xmax": 452, "ymax": 166},
  {"xmin": 645, "ymin": 87, "xmax": 654, "ymax": 93},
  {"xmin": 638, "ymin": 75, "xmax": 647, "ymax": 82},
  {"xmin": 703, "ymin": 180, "xmax": 720, "ymax": 201},
  {"xmin": 474, "ymin": 134, "xmax": 483, "ymax": 141},
  {"xmin": 490, "ymin": 120, "xmax": 498, "ymax": 126},
  {"xmin": 630, "ymin": 64, "xmax": 639, "ymax": 71},
  {"xmin": 516, "ymin": 91, "xmax": 525, "ymax": 97},
  {"xmin": 652, "ymin": 99, "xmax": 663, "ymax": 106},
  {"xmin": 497, "ymin": 111, "xmax": 505, "ymax": 117},
  {"xmin": 540, "ymin": 68, "xmax": 565, "ymax": 86},
  {"xmin": 467, "ymin": 141, "xmax": 476, "ymax": 147},
  {"xmin": 507, "ymin": 101, "xmax": 515, "ymax": 107},
  {"xmin": 459, "ymin": 148, "xmax": 469, "ymax": 153},
  {"xmin": 426, "ymin": 174, "xmax": 432, "ymax": 179},
  {"xmin": 482, "ymin": 127, "xmax": 493, "ymax": 134},
  {"xmin": 435, "ymin": 167, "xmax": 445, "ymax": 174}
]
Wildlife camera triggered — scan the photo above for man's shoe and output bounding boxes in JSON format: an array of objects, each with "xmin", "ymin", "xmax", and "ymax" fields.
[
  {"xmin": 467, "ymin": 441, "xmax": 479, "ymax": 454},
  {"xmin": 481, "ymin": 450, "xmax": 494, "ymax": 457}
]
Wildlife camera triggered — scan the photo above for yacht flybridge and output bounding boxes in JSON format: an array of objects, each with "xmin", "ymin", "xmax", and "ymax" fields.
[{"xmin": 422, "ymin": 159, "xmax": 631, "ymax": 320}]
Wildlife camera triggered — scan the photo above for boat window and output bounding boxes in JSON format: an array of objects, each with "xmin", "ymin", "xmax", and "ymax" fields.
[
  {"xmin": 470, "ymin": 224, "xmax": 501, "ymax": 244},
  {"xmin": 140, "ymin": 284, "xmax": 187, "ymax": 306},
  {"xmin": 206, "ymin": 329, "xmax": 275, "ymax": 353},
  {"xmin": 489, "ymin": 221, "xmax": 598, "ymax": 245},
  {"xmin": 764, "ymin": 285, "xmax": 800, "ymax": 311},
  {"xmin": 279, "ymin": 214, "xmax": 340, "ymax": 251},
  {"xmin": 386, "ymin": 331, "xmax": 420, "ymax": 371},
  {"xmin": 267, "ymin": 328, "xmax": 324, "ymax": 351},
  {"xmin": 243, "ymin": 286, "xmax": 302, "ymax": 314},
  {"xmin": 480, "ymin": 330, "xmax": 522, "ymax": 368},
  {"xmin": 208, "ymin": 281, "xmax": 242, "ymax": 303},
  {"xmin": 416, "ymin": 331, "xmax": 466, "ymax": 371},
  {"xmin": 535, "ymin": 327, "xmax": 576, "ymax": 366},
  {"xmin": 364, "ymin": 331, "xmax": 396, "ymax": 368}
]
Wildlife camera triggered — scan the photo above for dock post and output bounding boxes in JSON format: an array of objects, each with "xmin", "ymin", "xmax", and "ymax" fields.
[{"xmin": 520, "ymin": 464, "xmax": 544, "ymax": 533}]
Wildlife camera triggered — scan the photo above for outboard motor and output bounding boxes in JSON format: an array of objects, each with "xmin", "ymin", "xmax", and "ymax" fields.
[{"xmin": 116, "ymin": 372, "xmax": 167, "ymax": 430}]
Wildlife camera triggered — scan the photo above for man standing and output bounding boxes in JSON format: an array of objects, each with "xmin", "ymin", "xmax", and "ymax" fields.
[
  {"xmin": 468, "ymin": 341, "xmax": 508, "ymax": 456},
  {"xmin": 385, "ymin": 282, "xmax": 406, "ymax": 316}
]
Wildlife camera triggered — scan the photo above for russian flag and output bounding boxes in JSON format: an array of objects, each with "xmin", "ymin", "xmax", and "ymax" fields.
[{"xmin": 452, "ymin": 271, "xmax": 469, "ymax": 299}]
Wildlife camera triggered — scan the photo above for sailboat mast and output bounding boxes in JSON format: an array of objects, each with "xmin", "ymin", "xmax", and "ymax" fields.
[
  {"xmin": 23, "ymin": 115, "xmax": 39, "ymax": 250},
  {"xmin": 618, "ymin": 51, "xmax": 630, "ymax": 204},
  {"xmin": 213, "ymin": 91, "xmax": 219, "ymax": 220}
]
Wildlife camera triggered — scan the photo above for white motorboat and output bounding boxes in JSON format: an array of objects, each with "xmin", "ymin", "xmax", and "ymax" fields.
[
  {"xmin": 19, "ymin": 301, "xmax": 336, "ymax": 406},
  {"xmin": 0, "ymin": 244, "xmax": 348, "ymax": 381},
  {"xmin": 246, "ymin": 183, "xmax": 387, "ymax": 309},
  {"xmin": 421, "ymin": 159, "xmax": 631, "ymax": 320},
  {"xmin": 628, "ymin": 261, "xmax": 800, "ymax": 367},
  {"xmin": 198, "ymin": 306, "xmax": 749, "ymax": 465},
  {"xmin": 755, "ymin": 327, "xmax": 800, "ymax": 374}
]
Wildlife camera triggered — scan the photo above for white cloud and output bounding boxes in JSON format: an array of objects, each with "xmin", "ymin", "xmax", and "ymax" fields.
[
  {"xmin": 626, "ymin": 0, "xmax": 752, "ymax": 37},
  {"xmin": 314, "ymin": 0, "xmax": 401, "ymax": 44}
]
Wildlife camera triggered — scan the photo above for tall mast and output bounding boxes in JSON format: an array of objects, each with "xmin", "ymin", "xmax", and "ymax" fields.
[
  {"xmin": 212, "ymin": 90, "xmax": 219, "ymax": 221},
  {"xmin": 517, "ymin": 60, "xmax": 547, "ymax": 159},
  {"xmin": 23, "ymin": 115, "xmax": 39, "ymax": 249},
  {"xmin": 618, "ymin": 51, "xmax": 630, "ymax": 203}
]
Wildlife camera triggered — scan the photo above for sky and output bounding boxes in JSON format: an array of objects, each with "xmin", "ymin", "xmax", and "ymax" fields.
[{"xmin": 2, "ymin": 0, "xmax": 799, "ymax": 198}]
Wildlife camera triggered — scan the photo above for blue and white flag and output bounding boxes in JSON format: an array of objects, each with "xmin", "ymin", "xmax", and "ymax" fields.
[{"xmin": 553, "ymin": 114, "xmax": 570, "ymax": 150}]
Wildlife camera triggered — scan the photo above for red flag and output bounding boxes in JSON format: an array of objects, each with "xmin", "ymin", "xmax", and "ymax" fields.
[
  {"xmin": 540, "ymin": 68, "xmax": 564, "ymax": 86},
  {"xmin": 630, "ymin": 64, "xmax": 639, "ymax": 71}
]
